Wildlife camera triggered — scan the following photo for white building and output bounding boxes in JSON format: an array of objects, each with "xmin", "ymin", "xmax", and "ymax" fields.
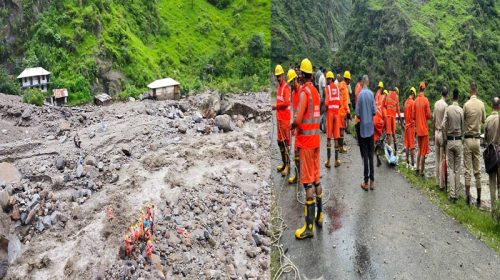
[
  {"xmin": 147, "ymin": 78, "xmax": 180, "ymax": 100},
  {"xmin": 17, "ymin": 67, "xmax": 51, "ymax": 92}
]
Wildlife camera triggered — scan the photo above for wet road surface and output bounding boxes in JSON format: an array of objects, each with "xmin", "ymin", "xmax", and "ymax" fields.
[{"xmin": 272, "ymin": 132, "xmax": 500, "ymax": 280}]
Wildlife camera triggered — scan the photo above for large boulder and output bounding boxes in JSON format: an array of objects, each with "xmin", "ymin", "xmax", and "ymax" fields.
[
  {"xmin": 214, "ymin": 115, "xmax": 234, "ymax": 132},
  {"xmin": 0, "ymin": 163, "xmax": 21, "ymax": 184},
  {"xmin": 198, "ymin": 92, "xmax": 221, "ymax": 119}
]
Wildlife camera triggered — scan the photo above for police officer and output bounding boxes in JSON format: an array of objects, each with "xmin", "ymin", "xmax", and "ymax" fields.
[
  {"xmin": 441, "ymin": 89, "xmax": 464, "ymax": 203},
  {"xmin": 463, "ymin": 82, "xmax": 486, "ymax": 206}
]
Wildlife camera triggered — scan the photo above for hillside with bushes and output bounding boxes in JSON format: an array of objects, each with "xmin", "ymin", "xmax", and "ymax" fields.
[
  {"xmin": 272, "ymin": 0, "xmax": 499, "ymax": 103},
  {"xmin": 0, "ymin": 0, "xmax": 270, "ymax": 104}
]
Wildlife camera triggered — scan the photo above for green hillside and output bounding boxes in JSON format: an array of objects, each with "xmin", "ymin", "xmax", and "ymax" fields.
[
  {"xmin": 0, "ymin": 0, "xmax": 270, "ymax": 104},
  {"xmin": 272, "ymin": 0, "xmax": 499, "ymax": 103},
  {"xmin": 271, "ymin": 0, "xmax": 352, "ymax": 68}
]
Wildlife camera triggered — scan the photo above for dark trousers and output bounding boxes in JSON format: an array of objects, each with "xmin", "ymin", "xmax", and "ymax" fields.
[{"xmin": 359, "ymin": 135, "xmax": 374, "ymax": 183}]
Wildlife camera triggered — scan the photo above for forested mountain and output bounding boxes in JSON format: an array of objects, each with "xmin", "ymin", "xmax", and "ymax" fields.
[
  {"xmin": 0, "ymin": 0, "xmax": 270, "ymax": 104},
  {"xmin": 272, "ymin": 0, "xmax": 499, "ymax": 103}
]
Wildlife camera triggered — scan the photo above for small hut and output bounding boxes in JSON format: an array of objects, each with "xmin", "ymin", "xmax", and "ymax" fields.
[
  {"xmin": 147, "ymin": 78, "xmax": 180, "ymax": 100},
  {"xmin": 94, "ymin": 93, "xmax": 112, "ymax": 106},
  {"xmin": 17, "ymin": 67, "xmax": 51, "ymax": 92},
  {"xmin": 52, "ymin": 88, "xmax": 68, "ymax": 106}
]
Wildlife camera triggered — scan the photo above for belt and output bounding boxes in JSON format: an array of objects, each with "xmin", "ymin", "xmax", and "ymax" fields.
[
  {"xmin": 464, "ymin": 135, "xmax": 480, "ymax": 139},
  {"xmin": 447, "ymin": 136, "xmax": 461, "ymax": 141}
]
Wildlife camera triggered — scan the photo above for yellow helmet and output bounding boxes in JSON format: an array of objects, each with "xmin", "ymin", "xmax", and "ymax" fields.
[
  {"xmin": 410, "ymin": 87, "xmax": 417, "ymax": 95},
  {"xmin": 394, "ymin": 87, "xmax": 399, "ymax": 94},
  {"xmin": 383, "ymin": 90, "xmax": 389, "ymax": 95},
  {"xmin": 274, "ymin": 65, "xmax": 284, "ymax": 76},
  {"xmin": 300, "ymin": 58, "xmax": 313, "ymax": 74},
  {"xmin": 287, "ymin": 69, "xmax": 297, "ymax": 83},
  {"xmin": 378, "ymin": 81, "xmax": 384, "ymax": 88},
  {"xmin": 326, "ymin": 71, "xmax": 334, "ymax": 79},
  {"xmin": 343, "ymin": 71, "xmax": 351, "ymax": 80}
]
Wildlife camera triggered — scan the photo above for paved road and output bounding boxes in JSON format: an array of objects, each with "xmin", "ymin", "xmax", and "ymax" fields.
[{"xmin": 272, "ymin": 132, "xmax": 500, "ymax": 280}]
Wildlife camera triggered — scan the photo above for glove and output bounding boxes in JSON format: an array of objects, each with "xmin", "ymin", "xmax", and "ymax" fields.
[{"xmin": 347, "ymin": 113, "xmax": 351, "ymax": 120}]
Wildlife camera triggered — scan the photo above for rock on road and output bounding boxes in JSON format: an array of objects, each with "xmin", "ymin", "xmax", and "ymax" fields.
[{"xmin": 272, "ymin": 131, "xmax": 500, "ymax": 280}]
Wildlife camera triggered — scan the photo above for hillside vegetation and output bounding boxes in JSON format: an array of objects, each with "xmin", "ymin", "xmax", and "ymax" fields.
[
  {"xmin": 272, "ymin": 0, "xmax": 499, "ymax": 103},
  {"xmin": 0, "ymin": 0, "xmax": 270, "ymax": 104},
  {"xmin": 337, "ymin": 0, "xmax": 499, "ymax": 102},
  {"xmin": 271, "ymin": 0, "xmax": 352, "ymax": 67}
]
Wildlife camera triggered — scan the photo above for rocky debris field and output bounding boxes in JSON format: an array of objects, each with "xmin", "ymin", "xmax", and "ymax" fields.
[{"xmin": 0, "ymin": 91, "xmax": 271, "ymax": 279}]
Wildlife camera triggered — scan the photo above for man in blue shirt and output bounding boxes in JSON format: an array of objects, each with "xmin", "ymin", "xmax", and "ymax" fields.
[{"xmin": 355, "ymin": 75, "xmax": 376, "ymax": 191}]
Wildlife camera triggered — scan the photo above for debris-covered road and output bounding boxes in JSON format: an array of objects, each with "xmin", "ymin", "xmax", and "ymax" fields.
[
  {"xmin": 0, "ymin": 92, "xmax": 271, "ymax": 279},
  {"xmin": 272, "ymin": 131, "xmax": 500, "ymax": 279}
]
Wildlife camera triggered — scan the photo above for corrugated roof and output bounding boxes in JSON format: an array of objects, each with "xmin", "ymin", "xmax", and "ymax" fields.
[
  {"xmin": 147, "ymin": 78, "xmax": 180, "ymax": 89},
  {"xmin": 17, "ymin": 67, "xmax": 51, "ymax": 79},
  {"xmin": 53, "ymin": 88, "xmax": 68, "ymax": 98}
]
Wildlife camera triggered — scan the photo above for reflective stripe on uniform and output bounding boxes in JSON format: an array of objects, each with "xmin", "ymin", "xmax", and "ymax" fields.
[
  {"xmin": 303, "ymin": 118, "xmax": 321, "ymax": 124},
  {"xmin": 298, "ymin": 129, "xmax": 322, "ymax": 135}
]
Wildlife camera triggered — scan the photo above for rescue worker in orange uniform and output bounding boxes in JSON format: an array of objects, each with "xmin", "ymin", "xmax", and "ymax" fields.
[
  {"xmin": 384, "ymin": 87, "xmax": 401, "ymax": 153},
  {"xmin": 373, "ymin": 102, "xmax": 386, "ymax": 166},
  {"xmin": 287, "ymin": 69, "xmax": 301, "ymax": 184},
  {"xmin": 338, "ymin": 71, "xmax": 351, "ymax": 153},
  {"xmin": 375, "ymin": 81, "xmax": 384, "ymax": 105},
  {"xmin": 413, "ymin": 82, "xmax": 432, "ymax": 177},
  {"xmin": 324, "ymin": 71, "xmax": 342, "ymax": 168},
  {"xmin": 291, "ymin": 58, "xmax": 322, "ymax": 239},
  {"xmin": 273, "ymin": 65, "xmax": 291, "ymax": 177},
  {"xmin": 404, "ymin": 87, "xmax": 417, "ymax": 167}
]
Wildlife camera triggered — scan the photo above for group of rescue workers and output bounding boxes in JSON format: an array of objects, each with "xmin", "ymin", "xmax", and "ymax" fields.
[{"xmin": 273, "ymin": 58, "xmax": 500, "ymax": 240}]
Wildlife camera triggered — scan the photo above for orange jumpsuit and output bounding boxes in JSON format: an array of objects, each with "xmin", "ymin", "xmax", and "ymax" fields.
[
  {"xmin": 403, "ymin": 96, "xmax": 416, "ymax": 149},
  {"xmin": 374, "ymin": 104, "xmax": 386, "ymax": 143},
  {"xmin": 291, "ymin": 85, "xmax": 301, "ymax": 149},
  {"xmin": 414, "ymin": 92, "xmax": 431, "ymax": 156},
  {"xmin": 354, "ymin": 82, "xmax": 363, "ymax": 107},
  {"xmin": 338, "ymin": 81, "xmax": 350, "ymax": 129},
  {"xmin": 295, "ymin": 82, "xmax": 321, "ymax": 185},
  {"xmin": 384, "ymin": 90, "xmax": 400, "ymax": 135},
  {"xmin": 325, "ymin": 82, "xmax": 341, "ymax": 139},
  {"xmin": 375, "ymin": 88, "xmax": 384, "ymax": 106},
  {"xmin": 276, "ymin": 81, "xmax": 291, "ymax": 144}
]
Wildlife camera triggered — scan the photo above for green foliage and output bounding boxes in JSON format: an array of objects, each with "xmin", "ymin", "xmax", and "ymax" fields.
[
  {"xmin": 207, "ymin": 0, "xmax": 232, "ymax": 9},
  {"xmin": 0, "ymin": 68, "xmax": 20, "ymax": 95},
  {"xmin": 22, "ymin": 88, "xmax": 45, "ymax": 106},
  {"xmin": 115, "ymin": 84, "xmax": 144, "ymax": 102},
  {"xmin": 2, "ymin": 0, "xmax": 270, "ymax": 105},
  {"xmin": 248, "ymin": 33, "xmax": 265, "ymax": 58}
]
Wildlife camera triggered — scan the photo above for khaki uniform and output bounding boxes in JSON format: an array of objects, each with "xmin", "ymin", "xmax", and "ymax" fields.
[
  {"xmin": 433, "ymin": 98, "xmax": 448, "ymax": 188},
  {"xmin": 463, "ymin": 95, "xmax": 486, "ymax": 190},
  {"xmin": 485, "ymin": 111, "xmax": 500, "ymax": 209},
  {"xmin": 441, "ymin": 102, "xmax": 464, "ymax": 199}
]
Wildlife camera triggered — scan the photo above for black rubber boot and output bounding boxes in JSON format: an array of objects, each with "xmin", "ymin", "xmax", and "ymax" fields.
[
  {"xmin": 295, "ymin": 200, "xmax": 315, "ymax": 239},
  {"xmin": 315, "ymin": 194, "xmax": 323, "ymax": 227}
]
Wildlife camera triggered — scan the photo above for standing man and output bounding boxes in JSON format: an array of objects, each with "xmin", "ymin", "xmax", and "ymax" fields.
[
  {"xmin": 404, "ymin": 87, "xmax": 417, "ymax": 167},
  {"xmin": 273, "ymin": 64, "xmax": 291, "ymax": 177},
  {"xmin": 355, "ymin": 75, "xmax": 376, "ymax": 191},
  {"xmin": 288, "ymin": 69, "xmax": 301, "ymax": 184},
  {"xmin": 433, "ymin": 87, "xmax": 449, "ymax": 189},
  {"xmin": 414, "ymin": 82, "xmax": 431, "ymax": 177},
  {"xmin": 441, "ymin": 89, "xmax": 464, "ymax": 203},
  {"xmin": 318, "ymin": 68, "xmax": 327, "ymax": 132},
  {"xmin": 463, "ymin": 82, "xmax": 486, "ymax": 206},
  {"xmin": 485, "ymin": 97, "xmax": 500, "ymax": 212},
  {"xmin": 338, "ymin": 71, "xmax": 351, "ymax": 153},
  {"xmin": 384, "ymin": 87, "xmax": 401, "ymax": 153},
  {"xmin": 292, "ymin": 58, "xmax": 323, "ymax": 239},
  {"xmin": 324, "ymin": 71, "xmax": 342, "ymax": 168}
]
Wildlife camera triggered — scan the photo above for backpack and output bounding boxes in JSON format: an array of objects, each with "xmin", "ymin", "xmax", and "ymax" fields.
[{"xmin": 483, "ymin": 115, "xmax": 500, "ymax": 174}]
